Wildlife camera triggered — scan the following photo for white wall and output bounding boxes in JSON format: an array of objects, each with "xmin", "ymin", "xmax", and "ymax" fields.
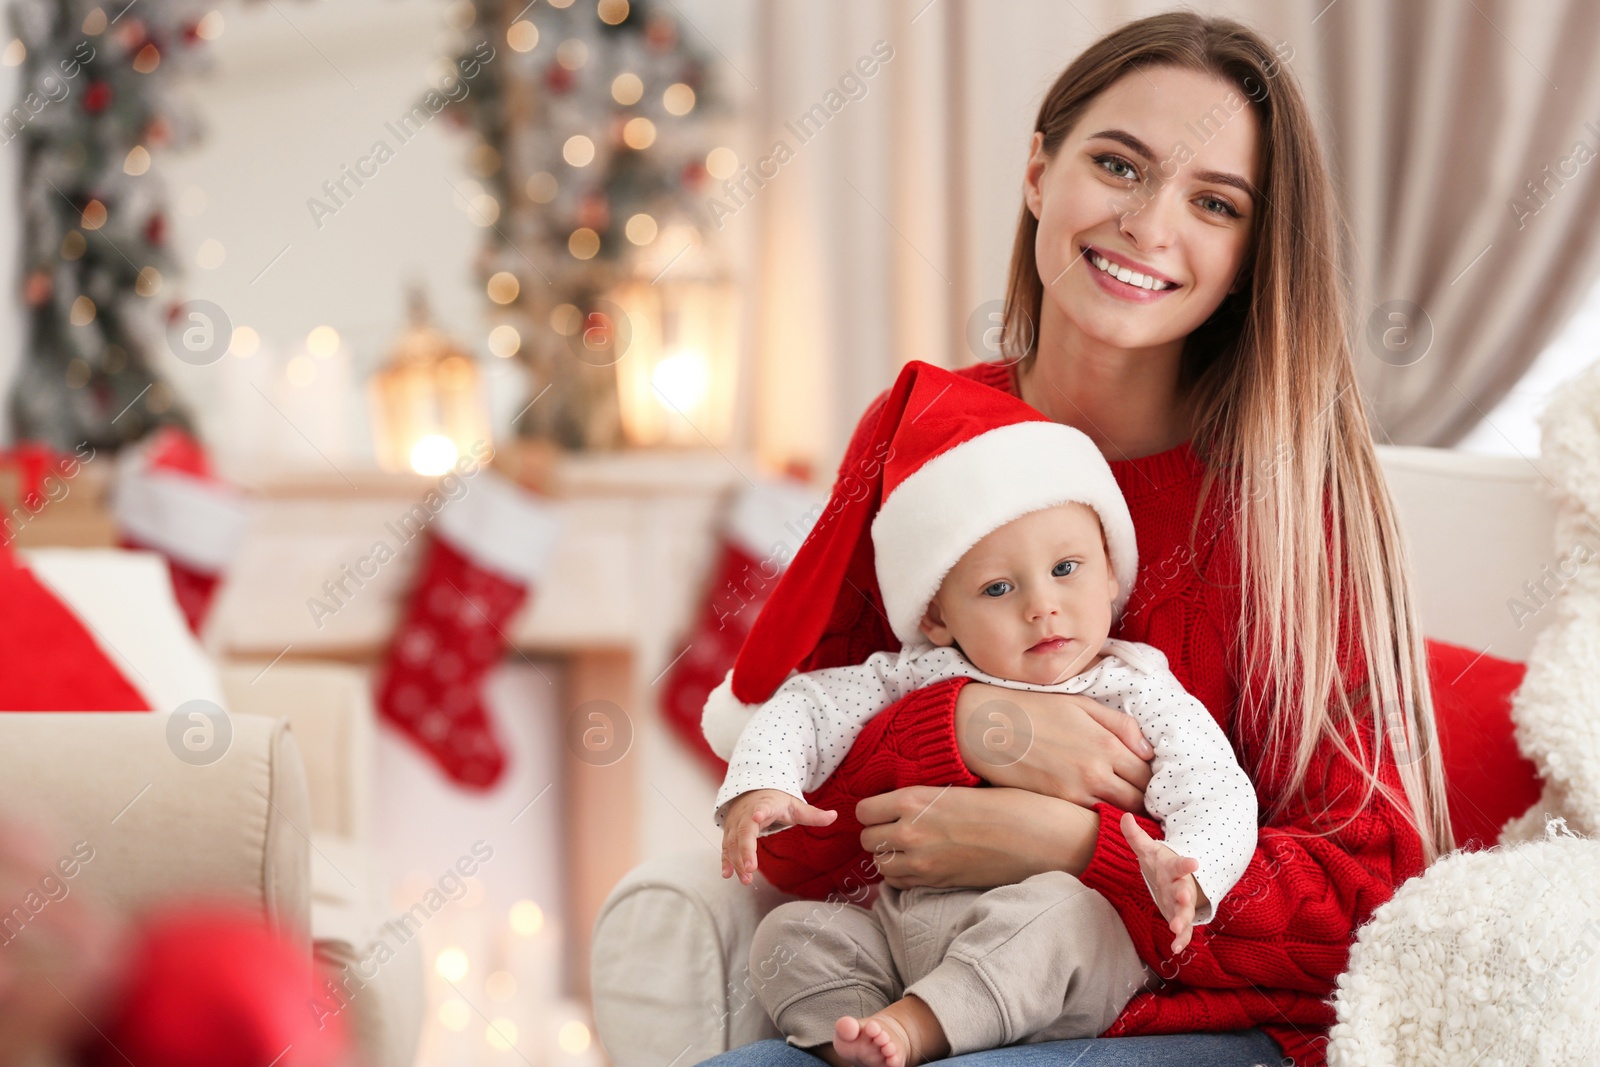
[{"xmin": 155, "ymin": 0, "xmax": 519, "ymax": 475}]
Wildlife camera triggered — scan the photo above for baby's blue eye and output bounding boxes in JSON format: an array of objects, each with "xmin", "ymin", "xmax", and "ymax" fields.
[
  {"xmin": 982, "ymin": 581, "xmax": 1012, "ymax": 598},
  {"xmin": 1052, "ymin": 560, "xmax": 1078, "ymax": 577}
]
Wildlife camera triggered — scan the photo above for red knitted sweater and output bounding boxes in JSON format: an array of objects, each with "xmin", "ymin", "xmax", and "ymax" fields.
[{"xmin": 752, "ymin": 360, "xmax": 1425, "ymax": 1067}]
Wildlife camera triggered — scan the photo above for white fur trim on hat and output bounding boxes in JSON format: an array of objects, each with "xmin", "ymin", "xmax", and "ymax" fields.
[
  {"xmin": 112, "ymin": 467, "xmax": 248, "ymax": 573},
  {"xmin": 871, "ymin": 421, "xmax": 1138, "ymax": 646},
  {"xmin": 702, "ymin": 669, "xmax": 764, "ymax": 760}
]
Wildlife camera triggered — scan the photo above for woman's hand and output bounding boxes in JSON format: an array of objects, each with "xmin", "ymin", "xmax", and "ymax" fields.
[
  {"xmin": 954, "ymin": 682, "xmax": 1154, "ymax": 811},
  {"xmin": 856, "ymin": 785, "xmax": 1101, "ymax": 889}
]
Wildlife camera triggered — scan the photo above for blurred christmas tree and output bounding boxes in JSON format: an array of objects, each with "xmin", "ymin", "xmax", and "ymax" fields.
[
  {"xmin": 442, "ymin": 0, "xmax": 731, "ymax": 450},
  {"xmin": 5, "ymin": 0, "xmax": 215, "ymax": 451}
]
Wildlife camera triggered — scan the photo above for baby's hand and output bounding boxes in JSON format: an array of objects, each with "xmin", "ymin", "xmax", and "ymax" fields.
[
  {"xmin": 720, "ymin": 789, "xmax": 837, "ymax": 885},
  {"xmin": 1119, "ymin": 812, "xmax": 1207, "ymax": 954}
]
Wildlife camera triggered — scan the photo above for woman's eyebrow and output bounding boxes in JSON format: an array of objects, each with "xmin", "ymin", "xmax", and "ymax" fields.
[{"xmin": 1087, "ymin": 128, "xmax": 1257, "ymax": 202}]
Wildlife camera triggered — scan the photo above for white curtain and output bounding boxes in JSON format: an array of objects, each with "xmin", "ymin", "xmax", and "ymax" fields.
[{"xmin": 740, "ymin": 0, "xmax": 965, "ymax": 475}]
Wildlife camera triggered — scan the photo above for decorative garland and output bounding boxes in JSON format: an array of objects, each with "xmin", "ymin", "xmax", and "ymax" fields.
[
  {"xmin": 443, "ymin": 0, "xmax": 727, "ymax": 449},
  {"xmin": 6, "ymin": 0, "xmax": 216, "ymax": 452},
  {"xmin": 7, "ymin": 0, "xmax": 727, "ymax": 454}
]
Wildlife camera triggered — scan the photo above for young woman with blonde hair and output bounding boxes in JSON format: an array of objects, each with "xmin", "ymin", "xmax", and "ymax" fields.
[{"xmin": 700, "ymin": 11, "xmax": 1449, "ymax": 1065}]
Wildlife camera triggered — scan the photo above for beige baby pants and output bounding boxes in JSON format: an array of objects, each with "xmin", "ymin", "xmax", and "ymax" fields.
[{"xmin": 747, "ymin": 870, "xmax": 1158, "ymax": 1056}]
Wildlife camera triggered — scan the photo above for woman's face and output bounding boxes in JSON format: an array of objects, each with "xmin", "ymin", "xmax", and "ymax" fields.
[{"xmin": 1024, "ymin": 64, "xmax": 1261, "ymax": 352}]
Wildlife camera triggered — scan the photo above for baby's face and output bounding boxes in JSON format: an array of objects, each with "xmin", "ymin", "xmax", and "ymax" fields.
[{"xmin": 919, "ymin": 502, "xmax": 1118, "ymax": 685}]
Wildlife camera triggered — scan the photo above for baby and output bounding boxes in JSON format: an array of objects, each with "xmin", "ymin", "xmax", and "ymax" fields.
[{"xmin": 702, "ymin": 361, "xmax": 1257, "ymax": 1067}]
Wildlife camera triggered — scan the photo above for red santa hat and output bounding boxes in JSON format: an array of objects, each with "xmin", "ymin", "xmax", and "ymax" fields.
[{"xmin": 702, "ymin": 360, "xmax": 1138, "ymax": 759}]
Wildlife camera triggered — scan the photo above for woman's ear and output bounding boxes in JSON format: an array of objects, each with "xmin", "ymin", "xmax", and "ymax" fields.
[
  {"xmin": 920, "ymin": 597, "xmax": 956, "ymax": 647},
  {"xmin": 1023, "ymin": 131, "xmax": 1047, "ymax": 220}
]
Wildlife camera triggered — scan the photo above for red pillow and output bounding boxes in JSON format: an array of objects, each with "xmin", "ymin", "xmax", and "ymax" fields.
[
  {"xmin": 1425, "ymin": 638, "xmax": 1542, "ymax": 850},
  {"xmin": 0, "ymin": 553, "xmax": 148, "ymax": 711}
]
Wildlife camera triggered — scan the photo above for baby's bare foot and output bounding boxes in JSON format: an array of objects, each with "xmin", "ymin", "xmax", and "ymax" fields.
[
  {"xmin": 833, "ymin": 996, "xmax": 949, "ymax": 1067},
  {"xmin": 833, "ymin": 1014, "xmax": 909, "ymax": 1067}
]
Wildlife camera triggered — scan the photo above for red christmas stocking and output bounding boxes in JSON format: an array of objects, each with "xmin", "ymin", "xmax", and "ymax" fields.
[
  {"xmin": 374, "ymin": 468, "xmax": 560, "ymax": 790},
  {"xmin": 661, "ymin": 478, "xmax": 822, "ymax": 775},
  {"xmin": 112, "ymin": 427, "xmax": 247, "ymax": 634}
]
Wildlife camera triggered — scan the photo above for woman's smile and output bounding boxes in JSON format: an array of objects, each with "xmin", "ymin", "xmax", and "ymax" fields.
[
  {"xmin": 1080, "ymin": 243, "xmax": 1184, "ymax": 304},
  {"xmin": 1082, "ymin": 243, "xmax": 1181, "ymax": 288}
]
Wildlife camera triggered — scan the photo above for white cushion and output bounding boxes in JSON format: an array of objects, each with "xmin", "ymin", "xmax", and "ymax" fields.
[
  {"xmin": 19, "ymin": 547, "xmax": 227, "ymax": 713},
  {"xmin": 1375, "ymin": 445, "xmax": 1558, "ymax": 660}
]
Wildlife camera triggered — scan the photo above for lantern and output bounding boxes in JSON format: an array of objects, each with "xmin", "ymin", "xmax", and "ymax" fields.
[
  {"xmin": 368, "ymin": 290, "xmax": 491, "ymax": 474},
  {"xmin": 610, "ymin": 277, "xmax": 739, "ymax": 448}
]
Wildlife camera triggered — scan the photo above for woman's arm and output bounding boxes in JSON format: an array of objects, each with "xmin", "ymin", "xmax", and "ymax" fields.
[
  {"xmin": 951, "ymin": 682, "xmax": 1155, "ymax": 810},
  {"xmin": 1080, "ymin": 711, "xmax": 1424, "ymax": 993},
  {"xmin": 752, "ymin": 677, "xmax": 1159, "ymax": 898},
  {"xmin": 713, "ymin": 649, "xmax": 931, "ymax": 826},
  {"xmin": 856, "ymin": 785, "xmax": 1101, "ymax": 889},
  {"xmin": 753, "ymin": 678, "xmax": 977, "ymax": 899},
  {"xmin": 1086, "ymin": 577, "xmax": 1425, "ymax": 992}
]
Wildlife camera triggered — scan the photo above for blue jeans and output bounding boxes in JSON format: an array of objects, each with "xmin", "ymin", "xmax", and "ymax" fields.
[{"xmin": 694, "ymin": 1033, "xmax": 1285, "ymax": 1067}]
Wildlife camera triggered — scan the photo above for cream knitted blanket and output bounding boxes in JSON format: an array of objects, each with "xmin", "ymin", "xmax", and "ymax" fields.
[{"xmin": 1328, "ymin": 362, "xmax": 1600, "ymax": 1065}]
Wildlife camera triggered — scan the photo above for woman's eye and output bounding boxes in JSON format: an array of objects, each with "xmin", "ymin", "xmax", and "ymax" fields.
[
  {"xmin": 1096, "ymin": 154, "xmax": 1137, "ymax": 181},
  {"xmin": 1097, "ymin": 153, "xmax": 1239, "ymax": 218},
  {"xmin": 1052, "ymin": 560, "xmax": 1077, "ymax": 577},
  {"xmin": 982, "ymin": 581, "xmax": 1012, "ymax": 598}
]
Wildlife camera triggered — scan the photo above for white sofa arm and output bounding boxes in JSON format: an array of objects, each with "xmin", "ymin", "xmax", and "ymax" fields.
[
  {"xmin": 217, "ymin": 662, "xmax": 423, "ymax": 1067},
  {"xmin": 1328, "ymin": 823, "xmax": 1600, "ymax": 1065},
  {"xmin": 219, "ymin": 661, "xmax": 374, "ymax": 843},
  {"xmin": 591, "ymin": 849, "xmax": 798, "ymax": 1067},
  {"xmin": 0, "ymin": 711, "xmax": 310, "ymax": 942}
]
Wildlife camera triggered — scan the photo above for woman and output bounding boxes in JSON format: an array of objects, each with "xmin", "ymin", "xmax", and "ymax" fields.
[{"xmin": 704, "ymin": 11, "xmax": 1450, "ymax": 1067}]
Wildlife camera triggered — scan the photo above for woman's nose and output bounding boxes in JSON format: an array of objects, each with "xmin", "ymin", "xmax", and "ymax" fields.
[{"xmin": 1110, "ymin": 186, "xmax": 1177, "ymax": 251}]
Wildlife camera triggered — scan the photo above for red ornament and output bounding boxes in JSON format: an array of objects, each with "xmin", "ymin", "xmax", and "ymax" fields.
[
  {"xmin": 145, "ymin": 116, "xmax": 172, "ymax": 147},
  {"xmin": 80, "ymin": 906, "xmax": 349, "ymax": 1067},
  {"xmin": 83, "ymin": 81, "xmax": 112, "ymax": 114},
  {"xmin": 116, "ymin": 19, "xmax": 147, "ymax": 51},
  {"xmin": 681, "ymin": 160, "xmax": 707, "ymax": 189},
  {"xmin": 144, "ymin": 213, "xmax": 166, "ymax": 246},
  {"xmin": 545, "ymin": 64, "xmax": 574, "ymax": 94},
  {"xmin": 581, "ymin": 309, "xmax": 614, "ymax": 347},
  {"xmin": 182, "ymin": 21, "xmax": 202, "ymax": 44},
  {"xmin": 577, "ymin": 193, "xmax": 610, "ymax": 231},
  {"xmin": 23, "ymin": 271, "xmax": 51, "ymax": 307},
  {"xmin": 646, "ymin": 16, "xmax": 677, "ymax": 51}
]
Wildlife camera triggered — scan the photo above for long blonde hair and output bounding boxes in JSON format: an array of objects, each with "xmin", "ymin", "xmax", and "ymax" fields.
[{"xmin": 1002, "ymin": 12, "xmax": 1452, "ymax": 863}]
